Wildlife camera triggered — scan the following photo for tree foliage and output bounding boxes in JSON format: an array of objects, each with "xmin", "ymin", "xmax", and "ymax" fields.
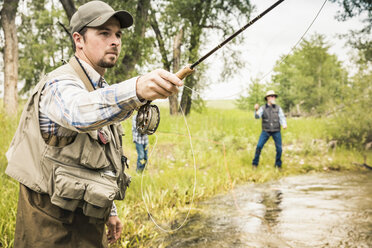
[
  {"xmin": 161, "ymin": 0, "xmax": 253, "ymax": 115},
  {"xmin": 18, "ymin": 0, "xmax": 71, "ymax": 93},
  {"xmin": 327, "ymin": 58, "xmax": 372, "ymax": 147},
  {"xmin": 271, "ymin": 34, "xmax": 348, "ymax": 114},
  {"xmin": 330, "ymin": 0, "xmax": 372, "ymax": 61},
  {"xmin": 236, "ymin": 77, "xmax": 266, "ymax": 111}
]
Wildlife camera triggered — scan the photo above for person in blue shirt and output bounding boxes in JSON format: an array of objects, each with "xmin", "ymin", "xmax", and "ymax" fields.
[
  {"xmin": 132, "ymin": 114, "xmax": 149, "ymax": 172},
  {"xmin": 252, "ymin": 90, "xmax": 287, "ymax": 169}
]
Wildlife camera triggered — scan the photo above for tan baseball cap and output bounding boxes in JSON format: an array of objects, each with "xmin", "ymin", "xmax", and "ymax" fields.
[{"xmin": 70, "ymin": 1, "xmax": 133, "ymax": 34}]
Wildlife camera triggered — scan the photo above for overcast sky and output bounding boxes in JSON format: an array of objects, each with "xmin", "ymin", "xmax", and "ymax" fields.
[{"xmin": 199, "ymin": 0, "xmax": 366, "ymax": 100}]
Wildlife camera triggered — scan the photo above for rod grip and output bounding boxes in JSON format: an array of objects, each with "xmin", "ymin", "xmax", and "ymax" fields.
[{"xmin": 175, "ymin": 65, "xmax": 195, "ymax": 80}]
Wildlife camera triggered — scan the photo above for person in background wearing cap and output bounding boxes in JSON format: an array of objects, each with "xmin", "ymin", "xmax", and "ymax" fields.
[
  {"xmin": 252, "ymin": 90, "xmax": 287, "ymax": 169},
  {"xmin": 5, "ymin": 1, "xmax": 182, "ymax": 247}
]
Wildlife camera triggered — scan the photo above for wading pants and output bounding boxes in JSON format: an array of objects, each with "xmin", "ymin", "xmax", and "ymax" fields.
[{"xmin": 14, "ymin": 184, "xmax": 108, "ymax": 248}]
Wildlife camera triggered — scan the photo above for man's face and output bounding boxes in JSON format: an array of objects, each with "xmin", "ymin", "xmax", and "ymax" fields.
[
  {"xmin": 79, "ymin": 17, "xmax": 122, "ymax": 70},
  {"xmin": 267, "ymin": 95, "xmax": 276, "ymax": 104}
]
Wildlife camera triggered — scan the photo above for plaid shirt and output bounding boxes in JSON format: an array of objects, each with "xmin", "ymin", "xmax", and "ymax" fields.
[
  {"xmin": 132, "ymin": 114, "xmax": 149, "ymax": 145},
  {"xmin": 39, "ymin": 58, "xmax": 144, "ymax": 216},
  {"xmin": 39, "ymin": 59, "xmax": 144, "ymax": 135}
]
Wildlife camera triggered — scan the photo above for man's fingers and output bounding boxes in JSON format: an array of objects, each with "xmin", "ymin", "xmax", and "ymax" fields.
[
  {"xmin": 107, "ymin": 223, "xmax": 116, "ymax": 244},
  {"xmin": 115, "ymin": 223, "xmax": 123, "ymax": 240},
  {"xmin": 151, "ymin": 74, "xmax": 179, "ymax": 95},
  {"xmin": 158, "ymin": 69, "xmax": 183, "ymax": 87},
  {"xmin": 106, "ymin": 216, "xmax": 123, "ymax": 244},
  {"xmin": 136, "ymin": 69, "xmax": 184, "ymax": 101}
]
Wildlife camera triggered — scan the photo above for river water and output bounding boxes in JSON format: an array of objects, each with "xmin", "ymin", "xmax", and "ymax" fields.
[{"xmin": 161, "ymin": 171, "xmax": 372, "ymax": 248}]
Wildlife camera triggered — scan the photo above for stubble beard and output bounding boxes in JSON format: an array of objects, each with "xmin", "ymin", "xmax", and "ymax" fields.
[{"xmin": 98, "ymin": 57, "xmax": 116, "ymax": 68}]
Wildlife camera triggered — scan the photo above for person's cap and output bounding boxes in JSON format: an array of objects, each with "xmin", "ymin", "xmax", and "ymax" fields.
[
  {"xmin": 265, "ymin": 90, "xmax": 278, "ymax": 100},
  {"xmin": 70, "ymin": 1, "xmax": 133, "ymax": 34}
]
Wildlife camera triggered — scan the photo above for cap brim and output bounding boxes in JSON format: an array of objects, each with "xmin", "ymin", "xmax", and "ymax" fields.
[
  {"xmin": 87, "ymin": 10, "xmax": 133, "ymax": 29},
  {"xmin": 264, "ymin": 94, "xmax": 278, "ymax": 100}
]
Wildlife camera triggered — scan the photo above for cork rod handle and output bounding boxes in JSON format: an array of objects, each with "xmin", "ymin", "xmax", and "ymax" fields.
[{"xmin": 175, "ymin": 65, "xmax": 195, "ymax": 80}]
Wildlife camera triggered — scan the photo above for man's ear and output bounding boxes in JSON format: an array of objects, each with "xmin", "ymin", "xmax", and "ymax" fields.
[{"xmin": 72, "ymin": 32, "xmax": 84, "ymax": 50}]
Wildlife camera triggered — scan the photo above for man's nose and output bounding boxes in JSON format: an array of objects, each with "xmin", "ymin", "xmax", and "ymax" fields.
[{"xmin": 110, "ymin": 35, "xmax": 121, "ymax": 46}]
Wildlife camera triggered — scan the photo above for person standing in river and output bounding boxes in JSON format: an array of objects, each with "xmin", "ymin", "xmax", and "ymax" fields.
[
  {"xmin": 5, "ymin": 1, "xmax": 182, "ymax": 247},
  {"xmin": 252, "ymin": 90, "xmax": 287, "ymax": 169}
]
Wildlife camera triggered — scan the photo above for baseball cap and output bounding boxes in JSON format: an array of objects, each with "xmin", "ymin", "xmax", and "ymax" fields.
[{"xmin": 70, "ymin": 1, "xmax": 133, "ymax": 34}]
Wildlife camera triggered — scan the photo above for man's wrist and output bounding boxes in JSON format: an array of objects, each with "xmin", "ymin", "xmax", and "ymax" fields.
[{"xmin": 135, "ymin": 76, "xmax": 145, "ymax": 101}]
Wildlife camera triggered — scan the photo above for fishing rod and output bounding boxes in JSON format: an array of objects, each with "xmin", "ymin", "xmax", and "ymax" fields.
[
  {"xmin": 175, "ymin": 0, "xmax": 285, "ymax": 79},
  {"xmin": 137, "ymin": 0, "xmax": 286, "ymax": 134}
]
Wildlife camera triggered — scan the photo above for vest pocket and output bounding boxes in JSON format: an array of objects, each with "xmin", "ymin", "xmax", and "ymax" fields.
[
  {"xmin": 117, "ymin": 171, "xmax": 131, "ymax": 200},
  {"xmin": 80, "ymin": 138, "xmax": 110, "ymax": 169},
  {"xmin": 51, "ymin": 172, "xmax": 86, "ymax": 212},
  {"xmin": 50, "ymin": 164, "xmax": 119, "ymax": 219},
  {"xmin": 83, "ymin": 184, "xmax": 117, "ymax": 219}
]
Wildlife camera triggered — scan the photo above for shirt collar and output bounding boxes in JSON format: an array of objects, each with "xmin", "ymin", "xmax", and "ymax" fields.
[
  {"xmin": 78, "ymin": 59, "xmax": 106, "ymax": 88},
  {"xmin": 266, "ymin": 103, "xmax": 276, "ymax": 108}
]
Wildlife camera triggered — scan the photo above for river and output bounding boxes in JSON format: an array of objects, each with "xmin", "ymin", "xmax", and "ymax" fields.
[{"xmin": 159, "ymin": 171, "xmax": 372, "ymax": 248}]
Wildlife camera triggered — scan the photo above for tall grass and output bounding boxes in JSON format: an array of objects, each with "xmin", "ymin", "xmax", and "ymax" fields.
[
  {"xmin": 0, "ymin": 108, "xmax": 21, "ymax": 248},
  {"xmin": 0, "ymin": 105, "xmax": 370, "ymax": 247}
]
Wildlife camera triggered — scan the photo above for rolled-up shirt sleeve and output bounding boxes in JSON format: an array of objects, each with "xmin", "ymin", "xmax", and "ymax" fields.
[
  {"xmin": 39, "ymin": 76, "xmax": 145, "ymax": 132},
  {"xmin": 110, "ymin": 202, "xmax": 118, "ymax": 216},
  {"xmin": 254, "ymin": 106, "xmax": 264, "ymax": 119},
  {"xmin": 278, "ymin": 107, "xmax": 287, "ymax": 126}
]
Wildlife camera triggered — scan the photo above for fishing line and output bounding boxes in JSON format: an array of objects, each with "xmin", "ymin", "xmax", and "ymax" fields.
[
  {"xmin": 183, "ymin": 84, "xmax": 294, "ymax": 248},
  {"xmin": 140, "ymin": 0, "xmax": 327, "ymax": 239},
  {"xmin": 140, "ymin": 105, "xmax": 197, "ymax": 233},
  {"xmin": 257, "ymin": 0, "xmax": 328, "ymax": 84},
  {"xmin": 182, "ymin": 0, "xmax": 329, "ymax": 100}
]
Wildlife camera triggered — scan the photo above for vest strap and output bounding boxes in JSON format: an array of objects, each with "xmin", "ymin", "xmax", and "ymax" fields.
[{"xmin": 69, "ymin": 56, "xmax": 95, "ymax": 92}]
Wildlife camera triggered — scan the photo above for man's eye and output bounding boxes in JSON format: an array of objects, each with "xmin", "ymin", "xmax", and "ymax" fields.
[
  {"xmin": 101, "ymin": 32, "xmax": 109, "ymax": 36},
  {"xmin": 116, "ymin": 33, "xmax": 122, "ymax": 39}
]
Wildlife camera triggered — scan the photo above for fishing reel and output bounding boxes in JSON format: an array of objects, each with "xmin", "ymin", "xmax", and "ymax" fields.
[{"xmin": 136, "ymin": 102, "xmax": 160, "ymax": 135}]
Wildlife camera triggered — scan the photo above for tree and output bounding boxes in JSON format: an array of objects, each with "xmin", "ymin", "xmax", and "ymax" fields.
[
  {"xmin": 1, "ymin": 0, "xmax": 20, "ymax": 115},
  {"xmin": 236, "ymin": 77, "xmax": 266, "ymax": 111},
  {"xmin": 330, "ymin": 0, "xmax": 372, "ymax": 61},
  {"xmin": 271, "ymin": 34, "xmax": 348, "ymax": 114},
  {"xmin": 59, "ymin": 0, "xmax": 76, "ymax": 20},
  {"xmin": 162, "ymin": 0, "xmax": 253, "ymax": 115},
  {"xmin": 148, "ymin": 8, "xmax": 181, "ymax": 115},
  {"xmin": 327, "ymin": 56, "xmax": 372, "ymax": 147},
  {"xmin": 18, "ymin": 0, "xmax": 71, "ymax": 93}
]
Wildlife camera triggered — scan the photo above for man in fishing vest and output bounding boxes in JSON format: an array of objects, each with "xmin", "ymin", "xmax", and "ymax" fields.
[
  {"xmin": 5, "ymin": 1, "xmax": 182, "ymax": 247},
  {"xmin": 252, "ymin": 90, "xmax": 287, "ymax": 169}
]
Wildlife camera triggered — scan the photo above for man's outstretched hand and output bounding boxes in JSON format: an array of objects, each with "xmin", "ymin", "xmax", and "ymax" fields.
[{"xmin": 136, "ymin": 69, "xmax": 183, "ymax": 101}]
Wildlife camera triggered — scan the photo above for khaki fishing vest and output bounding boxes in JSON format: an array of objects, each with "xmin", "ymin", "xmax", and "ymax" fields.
[{"xmin": 6, "ymin": 58, "xmax": 131, "ymax": 219}]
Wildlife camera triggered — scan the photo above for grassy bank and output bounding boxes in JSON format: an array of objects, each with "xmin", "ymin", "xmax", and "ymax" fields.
[{"xmin": 0, "ymin": 105, "xmax": 370, "ymax": 247}]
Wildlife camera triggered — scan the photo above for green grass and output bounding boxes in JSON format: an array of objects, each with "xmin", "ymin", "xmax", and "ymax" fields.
[{"xmin": 0, "ymin": 105, "xmax": 370, "ymax": 247}]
